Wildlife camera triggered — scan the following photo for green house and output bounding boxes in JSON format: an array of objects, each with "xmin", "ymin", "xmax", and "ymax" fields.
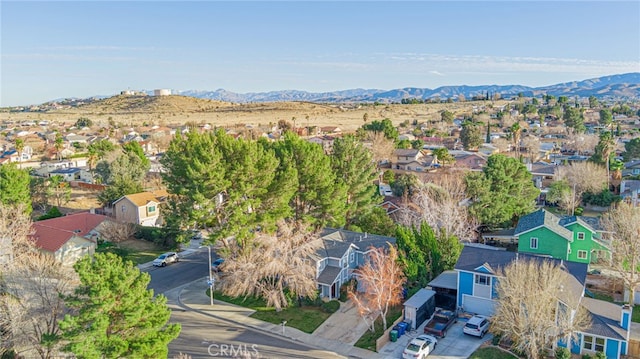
[{"xmin": 514, "ymin": 209, "xmax": 610, "ymax": 264}]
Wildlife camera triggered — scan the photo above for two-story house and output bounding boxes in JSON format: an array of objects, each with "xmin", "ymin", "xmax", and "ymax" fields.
[
  {"xmin": 454, "ymin": 245, "xmax": 632, "ymax": 359},
  {"xmin": 393, "ymin": 149, "xmax": 429, "ymax": 171},
  {"xmin": 112, "ymin": 190, "xmax": 169, "ymax": 227},
  {"xmin": 514, "ymin": 208, "xmax": 610, "ymax": 264},
  {"xmin": 314, "ymin": 228, "xmax": 396, "ymax": 300}
]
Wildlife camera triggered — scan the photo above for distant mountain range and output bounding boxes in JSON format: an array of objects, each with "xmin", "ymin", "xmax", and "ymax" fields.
[{"xmin": 172, "ymin": 73, "xmax": 640, "ymax": 103}]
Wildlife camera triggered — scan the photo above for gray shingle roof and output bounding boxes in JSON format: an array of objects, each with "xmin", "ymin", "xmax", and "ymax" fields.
[
  {"xmin": 317, "ymin": 266, "xmax": 342, "ymax": 286},
  {"xmin": 317, "ymin": 228, "xmax": 395, "ymax": 259},
  {"xmin": 514, "ymin": 209, "xmax": 573, "ymax": 241},
  {"xmin": 581, "ymin": 297, "xmax": 627, "ymax": 340},
  {"xmin": 454, "ymin": 245, "xmax": 587, "ymax": 296}
]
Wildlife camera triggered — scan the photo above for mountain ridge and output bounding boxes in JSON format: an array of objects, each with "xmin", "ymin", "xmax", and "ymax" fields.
[{"xmin": 174, "ymin": 72, "xmax": 640, "ymax": 103}]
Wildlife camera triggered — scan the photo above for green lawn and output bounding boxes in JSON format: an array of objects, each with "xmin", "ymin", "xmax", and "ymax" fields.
[
  {"xmin": 96, "ymin": 241, "xmax": 166, "ymax": 265},
  {"xmin": 633, "ymin": 305, "xmax": 640, "ymax": 323},
  {"xmin": 212, "ymin": 291, "xmax": 332, "ymax": 333},
  {"xmin": 354, "ymin": 305, "xmax": 403, "ymax": 352},
  {"xmin": 469, "ymin": 347, "xmax": 518, "ymax": 359}
]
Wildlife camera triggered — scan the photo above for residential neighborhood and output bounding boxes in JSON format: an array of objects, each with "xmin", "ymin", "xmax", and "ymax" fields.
[{"xmin": 1, "ymin": 90, "xmax": 639, "ymax": 359}]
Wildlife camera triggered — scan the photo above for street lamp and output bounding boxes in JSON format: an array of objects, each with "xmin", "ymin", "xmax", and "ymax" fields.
[{"xmin": 199, "ymin": 245, "xmax": 214, "ymax": 306}]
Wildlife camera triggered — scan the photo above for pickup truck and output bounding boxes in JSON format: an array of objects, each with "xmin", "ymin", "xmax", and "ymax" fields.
[{"xmin": 423, "ymin": 309, "xmax": 457, "ymax": 338}]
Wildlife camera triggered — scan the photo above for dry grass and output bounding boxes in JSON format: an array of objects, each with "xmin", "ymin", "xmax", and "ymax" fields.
[{"xmin": 1, "ymin": 95, "xmax": 509, "ymax": 132}]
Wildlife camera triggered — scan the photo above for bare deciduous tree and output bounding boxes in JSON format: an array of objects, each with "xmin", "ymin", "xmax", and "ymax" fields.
[
  {"xmin": 0, "ymin": 203, "xmax": 78, "ymax": 359},
  {"xmin": 521, "ymin": 135, "xmax": 541, "ymax": 162},
  {"xmin": 492, "ymin": 137, "xmax": 511, "ymax": 153},
  {"xmin": 218, "ymin": 220, "xmax": 321, "ymax": 311},
  {"xmin": 349, "ymin": 245, "xmax": 405, "ymax": 332},
  {"xmin": 555, "ymin": 162, "xmax": 608, "ymax": 212},
  {"xmin": 493, "ymin": 259, "xmax": 590, "ymax": 359},
  {"xmin": 602, "ymin": 202, "xmax": 640, "ymax": 308},
  {"xmin": 98, "ymin": 220, "xmax": 137, "ymax": 244},
  {"xmin": 564, "ymin": 132, "xmax": 599, "ymax": 155},
  {"xmin": 397, "ymin": 173, "xmax": 477, "ymax": 241},
  {"xmin": 367, "ymin": 131, "xmax": 395, "ymax": 166}
]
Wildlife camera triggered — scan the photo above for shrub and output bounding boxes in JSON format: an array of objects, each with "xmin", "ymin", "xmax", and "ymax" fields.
[
  {"xmin": 574, "ymin": 207, "xmax": 584, "ymax": 215},
  {"xmin": 582, "ymin": 189, "xmax": 621, "ymax": 207},
  {"xmin": 555, "ymin": 347, "xmax": 571, "ymax": 359},
  {"xmin": 491, "ymin": 333, "xmax": 502, "ymax": 346},
  {"xmin": 582, "ymin": 354, "xmax": 592, "ymax": 359},
  {"xmin": 594, "ymin": 352, "xmax": 606, "ymax": 359},
  {"xmin": 37, "ymin": 206, "xmax": 63, "ymax": 220},
  {"xmin": 321, "ymin": 300, "xmax": 340, "ymax": 313},
  {"xmin": 339, "ymin": 279, "xmax": 356, "ymax": 302}
]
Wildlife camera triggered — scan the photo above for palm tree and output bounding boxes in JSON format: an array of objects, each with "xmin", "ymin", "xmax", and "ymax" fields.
[{"xmin": 510, "ymin": 122, "xmax": 522, "ymax": 157}]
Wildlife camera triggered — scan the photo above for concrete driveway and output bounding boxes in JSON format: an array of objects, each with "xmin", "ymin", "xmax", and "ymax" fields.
[
  {"xmin": 379, "ymin": 319, "xmax": 490, "ymax": 358},
  {"xmin": 313, "ymin": 299, "xmax": 372, "ymax": 346}
]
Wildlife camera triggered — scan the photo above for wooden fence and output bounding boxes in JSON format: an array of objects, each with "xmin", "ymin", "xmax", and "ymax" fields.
[
  {"xmin": 627, "ymin": 339, "xmax": 640, "ymax": 359},
  {"xmin": 70, "ymin": 181, "xmax": 107, "ymax": 191}
]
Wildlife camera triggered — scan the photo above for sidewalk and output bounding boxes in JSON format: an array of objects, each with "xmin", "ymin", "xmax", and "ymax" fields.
[{"xmin": 177, "ymin": 279, "xmax": 388, "ymax": 359}]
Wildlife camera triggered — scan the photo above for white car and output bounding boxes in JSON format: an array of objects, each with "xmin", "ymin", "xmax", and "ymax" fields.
[
  {"xmin": 463, "ymin": 315, "xmax": 490, "ymax": 338},
  {"xmin": 153, "ymin": 252, "xmax": 179, "ymax": 267},
  {"xmin": 402, "ymin": 334, "xmax": 437, "ymax": 359}
]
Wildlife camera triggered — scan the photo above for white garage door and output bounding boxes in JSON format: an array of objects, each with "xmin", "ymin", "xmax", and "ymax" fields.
[{"xmin": 462, "ymin": 295, "xmax": 496, "ymax": 316}]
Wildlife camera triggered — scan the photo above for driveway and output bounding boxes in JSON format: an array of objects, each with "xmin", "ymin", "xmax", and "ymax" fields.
[
  {"xmin": 313, "ymin": 299, "xmax": 371, "ymax": 346},
  {"xmin": 379, "ymin": 319, "xmax": 490, "ymax": 358}
]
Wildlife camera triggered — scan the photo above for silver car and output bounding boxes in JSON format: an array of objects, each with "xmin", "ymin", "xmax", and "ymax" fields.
[{"xmin": 153, "ymin": 252, "xmax": 179, "ymax": 267}]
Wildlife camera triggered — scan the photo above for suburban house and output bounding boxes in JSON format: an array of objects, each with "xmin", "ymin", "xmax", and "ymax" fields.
[
  {"xmin": 314, "ymin": 228, "xmax": 395, "ymax": 300},
  {"xmin": 48, "ymin": 167, "xmax": 93, "ymax": 183},
  {"xmin": 31, "ymin": 212, "xmax": 110, "ymax": 265},
  {"xmin": 622, "ymin": 160, "xmax": 640, "ymax": 177},
  {"xmin": 454, "ymin": 245, "xmax": 632, "ymax": 359},
  {"xmin": 112, "ymin": 190, "xmax": 169, "ymax": 227},
  {"xmin": 393, "ymin": 148, "xmax": 430, "ymax": 171},
  {"xmin": 514, "ymin": 208, "xmax": 610, "ymax": 264}
]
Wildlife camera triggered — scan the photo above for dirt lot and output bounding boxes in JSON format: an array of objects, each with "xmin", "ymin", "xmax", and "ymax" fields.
[{"xmin": 1, "ymin": 96, "xmax": 508, "ymax": 132}]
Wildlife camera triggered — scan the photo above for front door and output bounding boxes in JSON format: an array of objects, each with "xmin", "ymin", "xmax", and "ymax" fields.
[{"xmin": 331, "ymin": 282, "xmax": 337, "ymax": 298}]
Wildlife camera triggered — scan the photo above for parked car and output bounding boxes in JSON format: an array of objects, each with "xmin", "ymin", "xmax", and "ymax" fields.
[
  {"xmin": 211, "ymin": 258, "xmax": 225, "ymax": 272},
  {"xmin": 463, "ymin": 315, "xmax": 489, "ymax": 338},
  {"xmin": 153, "ymin": 252, "xmax": 179, "ymax": 267},
  {"xmin": 424, "ymin": 309, "xmax": 457, "ymax": 338},
  {"xmin": 402, "ymin": 334, "xmax": 437, "ymax": 359}
]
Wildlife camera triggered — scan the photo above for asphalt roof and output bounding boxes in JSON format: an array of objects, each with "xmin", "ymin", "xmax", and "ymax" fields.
[
  {"xmin": 581, "ymin": 297, "xmax": 628, "ymax": 340},
  {"xmin": 316, "ymin": 228, "xmax": 396, "ymax": 259},
  {"xmin": 317, "ymin": 266, "xmax": 342, "ymax": 286},
  {"xmin": 454, "ymin": 245, "xmax": 588, "ymax": 297},
  {"xmin": 428, "ymin": 270, "xmax": 458, "ymax": 290},
  {"xmin": 513, "ymin": 208, "xmax": 573, "ymax": 241},
  {"xmin": 558, "ymin": 215, "xmax": 599, "ymax": 233}
]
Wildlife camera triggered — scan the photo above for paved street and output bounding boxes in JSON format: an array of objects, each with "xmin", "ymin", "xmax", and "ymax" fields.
[{"xmin": 144, "ymin": 248, "xmax": 210, "ymax": 294}]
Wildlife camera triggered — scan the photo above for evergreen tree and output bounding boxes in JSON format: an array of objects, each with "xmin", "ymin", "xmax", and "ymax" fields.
[
  {"xmin": 96, "ymin": 151, "xmax": 149, "ymax": 206},
  {"xmin": 563, "ymin": 107, "xmax": 586, "ymax": 133},
  {"xmin": 465, "ymin": 154, "xmax": 539, "ymax": 227},
  {"xmin": 269, "ymin": 132, "xmax": 346, "ymax": 228},
  {"xmin": 0, "ymin": 163, "xmax": 32, "ymax": 214},
  {"xmin": 460, "ymin": 120, "xmax": 483, "ymax": 150},
  {"xmin": 330, "ymin": 135, "xmax": 380, "ymax": 228},
  {"xmin": 590, "ymin": 131, "xmax": 615, "ymax": 166},
  {"xmin": 58, "ymin": 253, "xmax": 180, "ymax": 358}
]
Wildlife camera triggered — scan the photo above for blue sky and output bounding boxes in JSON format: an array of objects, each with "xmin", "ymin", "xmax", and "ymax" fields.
[{"xmin": 1, "ymin": 1, "xmax": 639, "ymax": 106}]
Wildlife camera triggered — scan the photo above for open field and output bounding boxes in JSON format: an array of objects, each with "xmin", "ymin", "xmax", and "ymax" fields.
[{"xmin": 1, "ymin": 95, "xmax": 510, "ymax": 132}]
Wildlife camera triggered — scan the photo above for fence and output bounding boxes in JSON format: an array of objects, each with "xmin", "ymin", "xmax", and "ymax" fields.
[
  {"xmin": 628, "ymin": 339, "xmax": 640, "ymax": 358},
  {"xmin": 70, "ymin": 181, "xmax": 107, "ymax": 191},
  {"xmin": 375, "ymin": 311, "xmax": 405, "ymax": 352}
]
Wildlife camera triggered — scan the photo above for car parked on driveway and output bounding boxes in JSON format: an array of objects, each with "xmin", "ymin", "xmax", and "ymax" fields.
[
  {"xmin": 153, "ymin": 252, "xmax": 179, "ymax": 267},
  {"xmin": 463, "ymin": 315, "xmax": 489, "ymax": 338},
  {"xmin": 402, "ymin": 334, "xmax": 437, "ymax": 359}
]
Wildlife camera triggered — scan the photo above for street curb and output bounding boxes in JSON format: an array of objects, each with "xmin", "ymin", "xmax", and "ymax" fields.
[{"xmin": 174, "ymin": 279, "xmax": 344, "ymax": 355}]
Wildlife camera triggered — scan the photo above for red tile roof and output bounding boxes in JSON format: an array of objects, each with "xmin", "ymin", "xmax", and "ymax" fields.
[{"xmin": 32, "ymin": 212, "xmax": 109, "ymax": 252}]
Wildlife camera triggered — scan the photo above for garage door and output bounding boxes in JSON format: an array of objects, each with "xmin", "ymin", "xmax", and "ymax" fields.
[{"xmin": 462, "ymin": 295, "xmax": 495, "ymax": 316}]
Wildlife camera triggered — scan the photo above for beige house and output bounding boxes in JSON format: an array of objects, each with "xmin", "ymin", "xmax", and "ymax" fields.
[
  {"xmin": 32, "ymin": 212, "xmax": 109, "ymax": 265},
  {"xmin": 113, "ymin": 190, "xmax": 169, "ymax": 227}
]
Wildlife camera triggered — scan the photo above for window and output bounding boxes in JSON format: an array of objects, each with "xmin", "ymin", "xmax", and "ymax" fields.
[
  {"xmin": 577, "ymin": 250, "xmax": 587, "ymax": 260},
  {"xmin": 475, "ymin": 274, "xmax": 490, "ymax": 286},
  {"xmin": 148, "ymin": 205, "xmax": 156, "ymax": 213},
  {"xmin": 349, "ymin": 252, "xmax": 354, "ymax": 263},
  {"xmin": 530, "ymin": 237, "xmax": 538, "ymax": 249},
  {"xmin": 583, "ymin": 335, "xmax": 605, "ymax": 352},
  {"xmin": 577, "ymin": 232, "xmax": 585, "ymax": 240}
]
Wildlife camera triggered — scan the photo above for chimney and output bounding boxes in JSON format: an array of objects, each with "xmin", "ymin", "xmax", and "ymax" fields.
[
  {"xmin": 621, "ymin": 304, "xmax": 632, "ymax": 335},
  {"xmin": 364, "ymin": 232, "xmax": 368, "ymax": 239}
]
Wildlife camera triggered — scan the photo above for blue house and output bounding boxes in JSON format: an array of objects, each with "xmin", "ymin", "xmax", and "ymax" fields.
[
  {"xmin": 314, "ymin": 228, "xmax": 395, "ymax": 300},
  {"xmin": 454, "ymin": 245, "xmax": 632, "ymax": 359}
]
